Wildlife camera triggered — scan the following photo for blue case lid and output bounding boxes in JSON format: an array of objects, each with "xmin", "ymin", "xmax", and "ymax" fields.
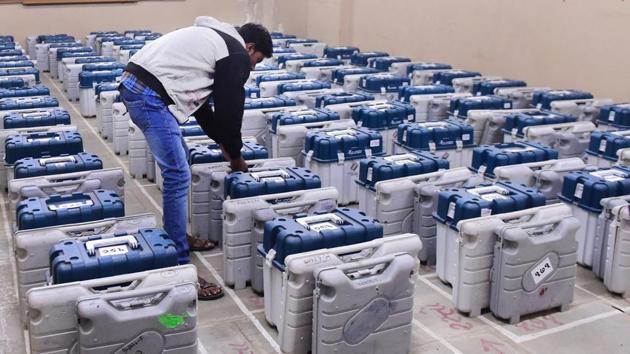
[
  {"xmin": 47, "ymin": 42, "xmax": 81, "ymax": 49},
  {"xmin": 324, "ymin": 46, "xmax": 360, "ymax": 59},
  {"xmin": 255, "ymin": 71, "xmax": 306, "ymax": 86},
  {"xmin": 244, "ymin": 95, "xmax": 297, "ymax": 110},
  {"xmin": 586, "ymin": 130, "xmax": 630, "ymax": 162},
  {"xmin": 74, "ymin": 56, "xmax": 115, "ymax": 64},
  {"xmin": 49, "ymin": 229, "xmax": 178, "ymax": 284},
  {"xmin": 111, "ymin": 38, "xmax": 144, "ymax": 46},
  {"xmin": 276, "ymin": 53, "xmax": 318, "ymax": 68},
  {"xmin": 470, "ymin": 142, "xmax": 559, "ymax": 178},
  {"xmin": 598, "ymin": 104, "xmax": 630, "ymax": 129},
  {"xmin": 259, "ymin": 208, "xmax": 383, "ymax": 270},
  {"xmin": 271, "ymin": 32, "xmax": 296, "ymax": 39},
  {"xmin": 0, "ymin": 60, "xmax": 34, "ymax": 69},
  {"xmin": 0, "ymin": 96, "xmax": 58, "ymax": 111},
  {"xmin": 0, "ymin": 43, "xmax": 17, "ymax": 50},
  {"xmin": 434, "ymin": 181, "xmax": 546, "ymax": 229},
  {"xmin": 350, "ymin": 51, "xmax": 389, "ymax": 66},
  {"xmin": 357, "ymin": 151, "xmax": 449, "ymax": 189},
  {"xmin": 559, "ymin": 167, "xmax": 630, "ymax": 212},
  {"xmin": 332, "ymin": 67, "xmax": 381, "ymax": 85},
  {"xmin": 0, "ymin": 49, "xmax": 23, "ymax": 57},
  {"xmin": 270, "ymin": 108, "xmax": 340, "ymax": 133},
  {"xmin": 0, "ymin": 55, "xmax": 29, "ymax": 62},
  {"xmin": 359, "ymin": 73, "xmax": 410, "ymax": 93},
  {"xmin": 0, "ymin": 35, "xmax": 14, "ymax": 42},
  {"xmin": 396, "ymin": 119, "xmax": 475, "ymax": 151},
  {"xmin": 0, "ymin": 85, "xmax": 49, "ymax": 99},
  {"xmin": 82, "ymin": 62, "xmax": 125, "ymax": 72},
  {"xmin": 449, "ymin": 95, "xmax": 513, "ymax": 117},
  {"xmin": 352, "ymin": 101, "xmax": 416, "ymax": 129},
  {"xmin": 369, "ymin": 56, "xmax": 411, "ymax": 71},
  {"xmin": 277, "ymin": 80, "xmax": 331, "ymax": 94},
  {"xmin": 502, "ymin": 110, "xmax": 576, "ymax": 137},
  {"xmin": 179, "ymin": 125, "xmax": 205, "ymax": 137},
  {"xmin": 473, "ymin": 79, "xmax": 527, "ymax": 96},
  {"xmin": 432, "ymin": 70, "xmax": 481, "ymax": 85},
  {"xmin": 90, "ymin": 31, "xmax": 118, "ymax": 35},
  {"xmin": 3, "ymin": 108, "xmax": 71, "ymax": 129},
  {"xmin": 531, "ymin": 89, "xmax": 593, "ymax": 110},
  {"xmin": 301, "ymin": 58, "xmax": 344, "ymax": 67},
  {"xmin": 244, "ymin": 85, "xmax": 261, "ymax": 99},
  {"xmin": 399, "ymin": 84, "xmax": 454, "ymax": 102},
  {"xmin": 14, "ymin": 152, "xmax": 102, "ymax": 179},
  {"xmin": 58, "ymin": 52, "xmax": 97, "ymax": 61},
  {"xmin": 272, "ymin": 47, "xmax": 297, "ymax": 55},
  {"xmin": 225, "ymin": 167, "xmax": 321, "ymax": 199},
  {"xmin": 94, "ymin": 82, "xmax": 119, "ymax": 96},
  {"xmin": 285, "ymin": 38, "xmax": 319, "ymax": 45},
  {"xmin": 303, "ymin": 127, "xmax": 385, "ymax": 162},
  {"xmin": 79, "ymin": 70, "xmax": 122, "ymax": 88},
  {"xmin": 5, "ymin": 130, "xmax": 83, "ymax": 164},
  {"xmin": 188, "ymin": 141, "xmax": 269, "ymax": 165},
  {"xmin": 254, "ymin": 63, "xmax": 279, "ymax": 71},
  {"xmin": 56, "ymin": 47, "xmax": 93, "ymax": 60},
  {"xmin": 315, "ymin": 92, "xmax": 374, "ymax": 108},
  {"xmin": 0, "ymin": 67, "xmax": 40, "ymax": 83}
]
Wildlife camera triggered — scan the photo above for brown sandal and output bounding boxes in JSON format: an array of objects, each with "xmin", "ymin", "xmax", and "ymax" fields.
[
  {"xmin": 187, "ymin": 236, "xmax": 215, "ymax": 251},
  {"xmin": 198, "ymin": 277, "xmax": 224, "ymax": 300}
]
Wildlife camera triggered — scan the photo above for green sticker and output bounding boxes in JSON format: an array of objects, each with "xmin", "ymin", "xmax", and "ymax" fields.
[{"xmin": 158, "ymin": 314, "xmax": 186, "ymax": 329}]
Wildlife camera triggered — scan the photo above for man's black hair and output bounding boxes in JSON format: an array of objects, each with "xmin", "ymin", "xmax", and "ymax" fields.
[{"xmin": 238, "ymin": 23, "xmax": 273, "ymax": 58}]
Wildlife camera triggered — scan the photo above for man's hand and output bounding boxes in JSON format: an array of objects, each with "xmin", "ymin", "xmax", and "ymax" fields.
[{"xmin": 220, "ymin": 144, "xmax": 248, "ymax": 172}]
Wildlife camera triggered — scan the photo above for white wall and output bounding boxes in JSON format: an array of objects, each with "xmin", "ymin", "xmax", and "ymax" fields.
[{"xmin": 278, "ymin": 0, "xmax": 630, "ymax": 101}]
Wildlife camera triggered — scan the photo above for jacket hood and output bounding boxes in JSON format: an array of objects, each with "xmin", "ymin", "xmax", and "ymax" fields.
[{"xmin": 194, "ymin": 16, "xmax": 245, "ymax": 47}]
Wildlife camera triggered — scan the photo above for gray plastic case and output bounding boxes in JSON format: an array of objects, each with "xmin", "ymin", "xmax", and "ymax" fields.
[
  {"xmin": 222, "ymin": 187, "xmax": 338, "ymax": 291},
  {"xmin": 128, "ymin": 120, "xmax": 148, "ymax": 178},
  {"xmin": 522, "ymin": 121, "xmax": 596, "ymax": 158},
  {"xmin": 8, "ymin": 168, "xmax": 125, "ymax": 230},
  {"xmin": 360, "ymin": 168, "xmax": 483, "ymax": 263},
  {"xmin": 489, "ymin": 214, "xmax": 579, "ymax": 323},
  {"xmin": 494, "ymin": 87, "xmax": 551, "ymax": 109},
  {"xmin": 189, "ymin": 157, "xmax": 296, "ymax": 243},
  {"xmin": 243, "ymin": 104, "xmax": 308, "ymax": 144},
  {"xmin": 15, "ymin": 213, "xmax": 157, "ymax": 325},
  {"xmin": 281, "ymin": 88, "xmax": 344, "ymax": 108},
  {"xmin": 452, "ymin": 76, "xmax": 501, "ymax": 94},
  {"xmin": 618, "ymin": 148, "xmax": 630, "ymax": 167},
  {"xmin": 325, "ymin": 99, "xmax": 388, "ymax": 121},
  {"xmin": 465, "ymin": 109, "xmax": 531, "ymax": 145},
  {"xmin": 0, "ymin": 125, "xmax": 78, "ymax": 191},
  {"xmin": 492, "ymin": 158, "xmax": 587, "ymax": 202},
  {"xmin": 312, "ymin": 252, "xmax": 417, "ymax": 354},
  {"xmin": 449, "ymin": 204, "xmax": 573, "ymax": 317},
  {"xmin": 602, "ymin": 204, "xmax": 630, "ymax": 296},
  {"xmin": 270, "ymin": 233, "xmax": 422, "ymax": 354},
  {"xmin": 592, "ymin": 195, "xmax": 630, "ymax": 279},
  {"xmin": 550, "ymin": 98, "xmax": 614, "ymax": 123},
  {"xmin": 26, "ymin": 265, "xmax": 196, "ymax": 354},
  {"xmin": 112, "ymin": 102, "xmax": 129, "ymax": 155},
  {"xmin": 77, "ymin": 282, "xmax": 198, "ymax": 353}
]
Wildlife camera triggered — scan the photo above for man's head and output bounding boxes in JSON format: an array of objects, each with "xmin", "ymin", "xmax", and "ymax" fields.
[{"xmin": 238, "ymin": 23, "xmax": 273, "ymax": 69}]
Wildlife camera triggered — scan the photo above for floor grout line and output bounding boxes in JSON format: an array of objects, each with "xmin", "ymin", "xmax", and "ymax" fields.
[{"xmin": 412, "ymin": 319, "xmax": 464, "ymax": 354}]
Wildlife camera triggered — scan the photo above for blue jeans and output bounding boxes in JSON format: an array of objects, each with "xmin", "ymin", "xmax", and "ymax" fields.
[{"xmin": 120, "ymin": 87, "xmax": 191, "ymax": 264}]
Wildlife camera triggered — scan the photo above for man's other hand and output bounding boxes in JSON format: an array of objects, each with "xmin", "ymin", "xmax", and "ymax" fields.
[{"xmin": 220, "ymin": 144, "xmax": 248, "ymax": 172}]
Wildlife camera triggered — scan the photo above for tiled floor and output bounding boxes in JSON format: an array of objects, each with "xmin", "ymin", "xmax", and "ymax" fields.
[{"xmin": 1, "ymin": 73, "xmax": 630, "ymax": 354}]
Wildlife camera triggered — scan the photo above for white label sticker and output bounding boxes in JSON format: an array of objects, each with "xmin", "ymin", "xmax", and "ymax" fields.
[
  {"xmin": 530, "ymin": 257, "xmax": 554, "ymax": 285},
  {"xmin": 609, "ymin": 111, "xmax": 616, "ymax": 122},
  {"xmin": 402, "ymin": 130, "xmax": 408, "ymax": 142},
  {"xmin": 370, "ymin": 139, "xmax": 380, "ymax": 147},
  {"xmin": 462, "ymin": 133, "xmax": 470, "ymax": 141},
  {"xmin": 574, "ymin": 183, "xmax": 584, "ymax": 199},
  {"xmin": 536, "ymin": 103, "xmax": 542, "ymax": 109},
  {"xmin": 366, "ymin": 167, "xmax": 373, "ymax": 181},
  {"xmin": 511, "ymin": 128, "xmax": 518, "ymax": 136},
  {"xmin": 310, "ymin": 222, "xmax": 339, "ymax": 232},
  {"xmin": 98, "ymin": 244, "xmax": 129, "ymax": 257},
  {"xmin": 453, "ymin": 110, "xmax": 459, "ymax": 117},
  {"xmin": 447, "ymin": 202, "xmax": 456, "ymax": 219},
  {"xmin": 481, "ymin": 208, "xmax": 492, "ymax": 216},
  {"xmin": 504, "ymin": 103, "xmax": 511, "ymax": 109},
  {"xmin": 599, "ymin": 139, "xmax": 607, "ymax": 152}
]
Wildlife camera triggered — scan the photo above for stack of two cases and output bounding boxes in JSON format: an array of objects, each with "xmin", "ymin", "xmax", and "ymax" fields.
[
  {"xmin": 410, "ymin": 92, "xmax": 471, "ymax": 122},
  {"xmin": 492, "ymin": 158, "xmax": 588, "ymax": 202},
  {"xmin": 434, "ymin": 181, "xmax": 547, "ymax": 284},
  {"xmin": 222, "ymin": 187, "xmax": 339, "ymax": 292},
  {"xmin": 2, "ymin": 108, "xmax": 70, "ymax": 129},
  {"xmin": 394, "ymin": 119, "xmax": 475, "ymax": 168},
  {"xmin": 584, "ymin": 130, "xmax": 630, "ymax": 168},
  {"xmin": 360, "ymin": 167, "xmax": 484, "ymax": 265},
  {"xmin": 592, "ymin": 195, "xmax": 630, "ymax": 297},
  {"xmin": 241, "ymin": 96, "xmax": 299, "ymax": 142},
  {"xmin": 26, "ymin": 233, "xmax": 197, "ymax": 354},
  {"xmin": 188, "ymin": 158, "xmax": 297, "ymax": 244},
  {"xmin": 356, "ymin": 151, "xmax": 449, "ymax": 214},
  {"xmin": 522, "ymin": 121, "xmax": 596, "ymax": 159},
  {"xmin": 502, "ymin": 110, "xmax": 576, "ymax": 143},
  {"xmin": 94, "ymin": 82, "xmax": 120, "ymax": 139},
  {"xmin": 450, "ymin": 204, "xmax": 578, "ymax": 323},
  {"xmin": 558, "ymin": 167, "xmax": 630, "ymax": 266},
  {"xmin": 112, "ymin": 102, "xmax": 129, "ymax": 155},
  {"xmin": 352, "ymin": 100, "xmax": 416, "ymax": 154},
  {"xmin": 469, "ymin": 141, "xmax": 559, "ymax": 180},
  {"xmin": 4, "ymin": 129, "xmax": 84, "ymax": 188},
  {"xmin": 302, "ymin": 127, "xmax": 385, "ymax": 205},
  {"xmin": 267, "ymin": 107, "xmax": 340, "ymax": 155},
  {"xmin": 78, "ymin": 69, "xmax": 122, "ymax": 117}
]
